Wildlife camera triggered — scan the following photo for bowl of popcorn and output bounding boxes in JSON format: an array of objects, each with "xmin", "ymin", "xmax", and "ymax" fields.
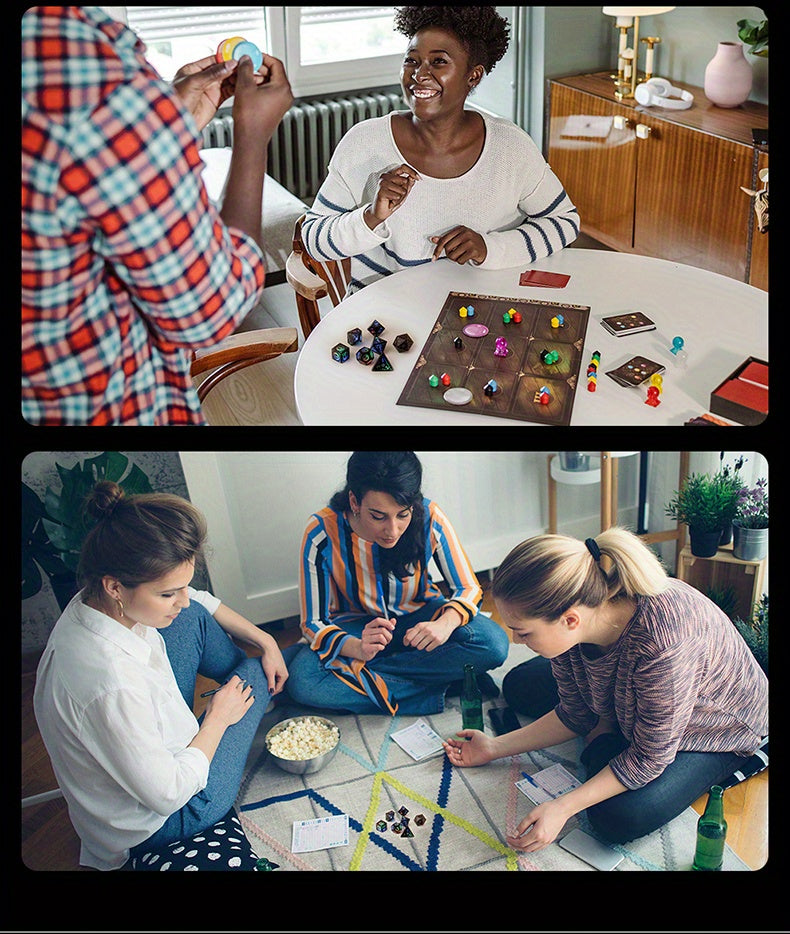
[{"xmin": 264, "ymin": 715, "xmax": 341, "ymax": 774}]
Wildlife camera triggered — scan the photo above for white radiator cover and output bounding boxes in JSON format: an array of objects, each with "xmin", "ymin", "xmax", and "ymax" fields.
[{"xmin": 202, "ymin": 87, "xmax": 403, "ymax": 201}]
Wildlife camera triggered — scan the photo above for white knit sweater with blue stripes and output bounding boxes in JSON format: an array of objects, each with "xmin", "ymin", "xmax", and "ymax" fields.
[{"xmin": 301, "ymin": 110, "xmax": 579, "ymax": 295}]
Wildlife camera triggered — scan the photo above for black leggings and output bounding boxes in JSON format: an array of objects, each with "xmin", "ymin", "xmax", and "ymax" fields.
[{"xmin": 502, "ymin": 656, "xmax": 745, "ymax": 844}]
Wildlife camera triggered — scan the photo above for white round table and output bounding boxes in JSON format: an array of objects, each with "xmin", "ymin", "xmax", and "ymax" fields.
[{"xmin": 294, "ymin": 249, "xmax": 768, "ymax": 426}]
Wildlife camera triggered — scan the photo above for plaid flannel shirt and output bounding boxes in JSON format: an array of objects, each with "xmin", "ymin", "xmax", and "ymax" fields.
[{"xmin": 21, "ymin": 6, "xmax": 265, "ymax": 425}]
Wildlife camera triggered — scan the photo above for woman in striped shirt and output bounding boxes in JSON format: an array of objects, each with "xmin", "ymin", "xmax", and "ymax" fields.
[
  {"xmin": 287, "ymin": 452, "xmax": 510, "ymax": 715},
  {"xmin": 443, "ymin": 528, "xmax": 768, "ymax": 849}
]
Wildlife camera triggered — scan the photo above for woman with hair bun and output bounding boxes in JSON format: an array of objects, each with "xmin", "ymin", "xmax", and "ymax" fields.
[
  {"xmin": 33, "ymin": 481, "xmax": 291, "ymax": 871},
  {"xmin": 443, "ymin": 527, "xmax": 768, "ymax": 850},
  {"xmin": 301, "ymin": 5, "xmax": 578, "ymax": 295},
  {"xmin": 288, "ymin": 452, "xmax": 509, "ymax": 715}
]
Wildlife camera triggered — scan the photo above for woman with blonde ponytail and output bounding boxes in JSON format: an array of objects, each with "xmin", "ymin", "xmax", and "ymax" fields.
[{"xmin": 443, "ymin": 527, "xmax": 767, "ymax": 851}]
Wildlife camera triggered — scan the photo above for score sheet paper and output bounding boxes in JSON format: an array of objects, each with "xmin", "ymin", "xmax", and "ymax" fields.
[
  {"xmin": 391, "ymin": 718, "xmax": 445, "ymax": 761},
  {"xmin": 515, "ymin": 763, "xmax": 582, "ymax": 804},
  {"xmin": 291, "ymin": 814, "xmax": 349, "ymax": 853}
]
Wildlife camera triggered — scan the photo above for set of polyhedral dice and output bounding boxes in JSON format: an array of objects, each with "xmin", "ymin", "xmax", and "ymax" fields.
[
  {"xmin": 375, "ymin": 805, "xmax": 427, "ymax": 838},
  {"xmin": 331, "ymin": 320, "xmax": 413, "ymax": 371}
]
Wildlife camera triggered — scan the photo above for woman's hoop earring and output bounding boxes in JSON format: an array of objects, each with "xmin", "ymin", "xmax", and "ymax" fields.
[{"xmin": 116, "ymin": 599, "xmax": 124, "ymax": 618}]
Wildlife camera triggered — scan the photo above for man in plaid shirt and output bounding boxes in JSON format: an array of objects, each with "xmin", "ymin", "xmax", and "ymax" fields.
[{"xmin": 21, "ymin": 7, "xmax": 293, "ymax": 425}]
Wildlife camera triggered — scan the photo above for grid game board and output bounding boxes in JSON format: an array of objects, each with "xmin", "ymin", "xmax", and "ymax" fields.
[{"xmin": 396, "ymin": 291, "xmax": 591, "ymax": 426}]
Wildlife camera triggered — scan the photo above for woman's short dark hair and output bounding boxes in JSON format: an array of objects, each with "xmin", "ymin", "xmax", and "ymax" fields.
[
  {"xmin": 329, "ymin": 452, "xmax": 425, "ymax": 578},
  {"xmin": 78, "ymin": 481, "xmax": 207, "ymax": 601},
  {"xmin": 393, "ymin": 6, "xmax": 510, "ymax": 73}
]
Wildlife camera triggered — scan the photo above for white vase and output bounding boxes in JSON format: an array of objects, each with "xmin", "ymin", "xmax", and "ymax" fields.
[{"xmin": 704, "ymin": 41, "xmax": 753, "ymax": 108}]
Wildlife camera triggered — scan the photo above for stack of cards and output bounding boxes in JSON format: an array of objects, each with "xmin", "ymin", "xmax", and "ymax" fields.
[
  {"xmin": 600, "ymin": 311, "xmax": 656, "ymax": 336},
  {"xmin": 519, "ymin": 270, "xmax": 570, "ymax": 288},
  {"xmin": 606, "ymin": 356, "xmax": 665, "ymax": 387}
]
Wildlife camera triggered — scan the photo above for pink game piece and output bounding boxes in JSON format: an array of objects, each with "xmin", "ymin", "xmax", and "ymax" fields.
[{"xmin": 463, "ymin": 323, "xmax": 489, "ymax": 338}]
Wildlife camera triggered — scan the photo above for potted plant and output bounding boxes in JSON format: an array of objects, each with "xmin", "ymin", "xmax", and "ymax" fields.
[
  {"xmin": 732, "ymin": 476, "xmax": 768, "ymax": 561},
  {"xmin": 732, "ymin": 594, "xmax": 768, "ymax": 676},
  {"xmin": 714, "ymin": 453, "xmax": 747, "ymax": 545},
  {"xmin": 737, "ymin": 17, "xmax": 768, "ymax": 58},
  {"xmin": 21, "ymin": 452, "xmax": 153, "ymax": 611},
  {"xmin": 664, "ymin": 471, "xmax": 743, "ymax": 557}
]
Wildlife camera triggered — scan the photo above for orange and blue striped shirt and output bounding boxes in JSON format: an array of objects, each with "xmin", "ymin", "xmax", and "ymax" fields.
[{"xmin": 298, "ymin": 498, "xmax": 482, "ymax": 713}]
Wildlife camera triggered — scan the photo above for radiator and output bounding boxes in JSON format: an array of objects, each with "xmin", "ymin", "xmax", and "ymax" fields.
[{"xmin": 201, "ymin": 87, "xmax": 403, "ymax": 202}]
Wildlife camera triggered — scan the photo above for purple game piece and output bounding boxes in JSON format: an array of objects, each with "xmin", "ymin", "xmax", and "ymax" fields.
[
  {"xmin": 494, "ymin": 336, "xmax": 508, "ymax": 357},
  {"xmin": 463, "ymin": 323, "xmax": 489, "ymax": 338}
]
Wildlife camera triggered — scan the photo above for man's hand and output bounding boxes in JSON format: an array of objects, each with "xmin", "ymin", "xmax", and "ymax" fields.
[{"xmin": 172, "ymin": 55, "xmax": 240, "ymax": 131}]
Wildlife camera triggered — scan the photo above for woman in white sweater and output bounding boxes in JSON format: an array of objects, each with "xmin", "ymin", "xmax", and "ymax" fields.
[{"xmin": 302, "ymin": 6, "xmax": 579, "ymax": 295}]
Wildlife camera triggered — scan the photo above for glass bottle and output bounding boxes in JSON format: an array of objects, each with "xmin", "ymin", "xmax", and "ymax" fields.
[
  {"xmin": 460, "ymin": 664, "xmax": 484, "ymax": 732},
  {"xmin": 692, "ymin": 785, "xmax": 727, "ymax": 871}
]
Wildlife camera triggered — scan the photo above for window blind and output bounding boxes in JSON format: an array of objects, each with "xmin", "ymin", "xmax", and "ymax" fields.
[
  {"xmin": 125, "ymin": 6, "xmax": 267, "ymax": 42},
  {"xmin": 300, "ymin": 7, "xmax": 395, "ymax": 27}
]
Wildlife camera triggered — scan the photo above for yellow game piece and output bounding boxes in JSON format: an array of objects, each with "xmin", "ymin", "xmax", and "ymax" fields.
[
  {"xmin": 551, "ymin": 316, "xmax": 560, "ymax": 328},
  {"xmin": 459, "ymin": 306, "xmax": 468, "ymax": 318},
  {"xmin": 649, "ymin": 373, "xmax": 663, "ymax": 393},
  {"xmin": 217, "ymin": 36, "xmax": 246, "ymax": 62}
]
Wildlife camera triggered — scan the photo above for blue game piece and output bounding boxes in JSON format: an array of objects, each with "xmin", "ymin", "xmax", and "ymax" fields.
[
  {"xmin": 670, "ymin": 336, "xmax": 685, "ymax": 355},
  {"xmin": 231, "ymin": 40, "xmax": 263, "ymax": 71}
]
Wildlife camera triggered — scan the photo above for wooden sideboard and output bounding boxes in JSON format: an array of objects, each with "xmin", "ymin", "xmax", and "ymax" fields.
[{"xmin": 545, "ymin": 73, "xmax": 768, "ymax": 289}]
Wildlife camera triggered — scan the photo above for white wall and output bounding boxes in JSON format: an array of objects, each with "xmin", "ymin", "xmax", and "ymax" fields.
[{"xmin": 179, "ymin": 450, "xmax": 648, "ymax": 624}]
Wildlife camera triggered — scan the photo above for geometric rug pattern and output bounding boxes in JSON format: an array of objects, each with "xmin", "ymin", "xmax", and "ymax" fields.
[{"xmin": 237, "ymin": 644, "xmax": 751, "ymax": 871}]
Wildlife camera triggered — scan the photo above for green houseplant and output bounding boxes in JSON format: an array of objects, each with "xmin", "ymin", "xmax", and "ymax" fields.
[
  {"xmin": 732, "ymin": 594, "xmax": 768, "ymax": 676},
  {"xmin": 737, "ymin": 17, "xmax": 768, "ymax": 57},
  {"xmin": 732, "ymin": 477, "xmax": 768, "ymax": 561},
  {"xmin": 21, "ymin": 452, "xmax": 153, "ymax": 611},
  {"xmin": 664, "ymin": 471, "xmax": 743, "ymax": 557}
]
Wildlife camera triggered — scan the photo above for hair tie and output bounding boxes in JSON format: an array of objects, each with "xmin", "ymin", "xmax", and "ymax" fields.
[{"xmin": 585, "ymin": 537, "xmax": 601, "ymax": 563}]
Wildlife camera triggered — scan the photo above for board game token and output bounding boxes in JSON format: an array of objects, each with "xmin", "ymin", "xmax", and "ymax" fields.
[
  {"xmin": 231, "ymin": 39, "xmax": 263, "ymax": 70},
  {"xmin": 443, "ymin": 387, "xmax": 473, "ymax": 405},
  {"xmin": 216, "ymin": 36, "xmax": 245, "ymax": 62},
  {"xmin": 463, "ymin": 323, "xmax": 489, "ymax": 338}
]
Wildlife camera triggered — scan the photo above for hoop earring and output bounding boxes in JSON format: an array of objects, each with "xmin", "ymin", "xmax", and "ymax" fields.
[{"xmin": 116, "ymin": 598, "xmax": 124, "ymax": 619}]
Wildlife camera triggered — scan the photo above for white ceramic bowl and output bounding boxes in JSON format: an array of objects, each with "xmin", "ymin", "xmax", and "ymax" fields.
[{"xmin": 264, "ymin": 715, "xmax": 341, "ymax": 774}]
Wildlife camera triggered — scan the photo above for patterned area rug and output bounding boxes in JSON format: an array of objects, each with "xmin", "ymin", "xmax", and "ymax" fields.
[{"xmin": 236, "ymin": 643, "xmax": 750, "ymax": 871}]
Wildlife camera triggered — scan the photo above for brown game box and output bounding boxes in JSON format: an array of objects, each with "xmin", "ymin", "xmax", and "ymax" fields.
[{"xmin": 709, "ymin": 357, "xmax": 768, "ymax": 426}]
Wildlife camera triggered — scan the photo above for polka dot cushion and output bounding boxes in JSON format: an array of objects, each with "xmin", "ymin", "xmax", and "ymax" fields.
[{"xmin": 129, "ymin": 809, "xmax": 259, "ymax": 871}]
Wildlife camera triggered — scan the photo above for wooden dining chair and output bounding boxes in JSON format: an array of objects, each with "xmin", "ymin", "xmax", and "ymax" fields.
[
  {"xmin": 190, "ymin": 326, "xmax": 299, "ymax": 405},
  {"xmin": 285, "ymin": 214, "xmax": 351, "ymax": 338}
]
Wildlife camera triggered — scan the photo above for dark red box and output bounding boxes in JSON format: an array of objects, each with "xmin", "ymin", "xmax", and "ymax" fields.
[{"xmin": 709, "ymin": 357, "xmax": 768, "ymax": 425}]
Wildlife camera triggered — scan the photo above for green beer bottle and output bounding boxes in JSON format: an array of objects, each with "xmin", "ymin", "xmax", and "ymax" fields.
[
  {"xmin": 692, "ymin": 785, "xmax": 727, "ymax": 871},
  {"xmin": 461, "ymin": 664, "xmax": 484, "ymax": 732}
]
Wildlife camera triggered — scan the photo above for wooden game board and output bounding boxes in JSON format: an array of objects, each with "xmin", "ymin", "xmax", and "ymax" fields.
[{"xmin": 396, "ymin": 291, "xmax": 591, "ymax": 426}]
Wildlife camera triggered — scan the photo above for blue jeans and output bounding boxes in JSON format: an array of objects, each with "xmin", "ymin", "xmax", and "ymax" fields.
[
  {"xmin": 286, "ymin": 599, "xmax": 510, "ymax": 715},
  {"xmin": 129, "ymin": 600, "xmax": 277, "ymax": 854},
  {"xmin": 503, "ymin": 655, "xmax": 745, "ymax": 844}
]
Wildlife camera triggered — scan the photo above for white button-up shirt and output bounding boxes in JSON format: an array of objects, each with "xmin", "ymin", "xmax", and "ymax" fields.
[{"xmin": 33, "ymin": 591, "xmax": 213, "ymax": 870}]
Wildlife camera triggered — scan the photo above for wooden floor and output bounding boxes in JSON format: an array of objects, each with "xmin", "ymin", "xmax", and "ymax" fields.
[{"xmin": 21, "ymin": 587, "xmax": 768, "ymax": 871}]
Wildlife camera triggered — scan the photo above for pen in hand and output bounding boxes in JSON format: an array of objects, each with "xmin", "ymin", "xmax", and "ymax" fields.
[{"xmin": 200, "ymin": 680, "xmax": 272, "ymax": 698}]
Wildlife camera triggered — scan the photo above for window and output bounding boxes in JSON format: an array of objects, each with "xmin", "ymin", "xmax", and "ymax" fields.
[
  {"xmin": 123, "ymin": 6, "xmax": 405, "ymax": 95},
  {"xmin": 282, "ymin": 5, "xmax": 404, "ymax": 95},
  {"xmin": 125, "ymin": 6, "xmax": 268, "ymax": 80},
  {"xmin": 297, "ymin": 6, "xmax": 402, "ymax": 65}
]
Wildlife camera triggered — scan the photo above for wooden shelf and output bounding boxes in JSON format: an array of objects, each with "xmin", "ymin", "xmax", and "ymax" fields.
[
  {"xmin": 546, "ymin": 72, "xmax": 768, "ymax": 284},
  {"xmin": 676, "ymin": 543, "xmax": 766, "ymax": 621}
]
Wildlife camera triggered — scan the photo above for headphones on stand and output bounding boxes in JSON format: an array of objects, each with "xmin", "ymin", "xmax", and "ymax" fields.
[{"xmin": 634, "ymin": 77, "xmax": 694, "ymax": 110}]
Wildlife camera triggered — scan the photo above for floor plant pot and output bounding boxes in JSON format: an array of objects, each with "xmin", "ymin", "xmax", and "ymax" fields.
[
  {"xmin": 732, "ymin": 522, "xmax": 768, "ymax": 561},
  {"xmin": 688, "ymin": 526, "xmax": 722, "ymax": 558}
]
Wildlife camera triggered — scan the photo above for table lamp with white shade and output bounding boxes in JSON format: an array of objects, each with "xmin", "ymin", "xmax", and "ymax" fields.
[{"xmin": 603, "ymin": 6, "xmax": 675, "ymax": 99}]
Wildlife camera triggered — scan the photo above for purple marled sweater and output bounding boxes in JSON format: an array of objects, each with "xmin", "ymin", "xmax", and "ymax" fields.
[{"xmin": 551, "ymin": 579, "xmax": 768, "ymax": 789}]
